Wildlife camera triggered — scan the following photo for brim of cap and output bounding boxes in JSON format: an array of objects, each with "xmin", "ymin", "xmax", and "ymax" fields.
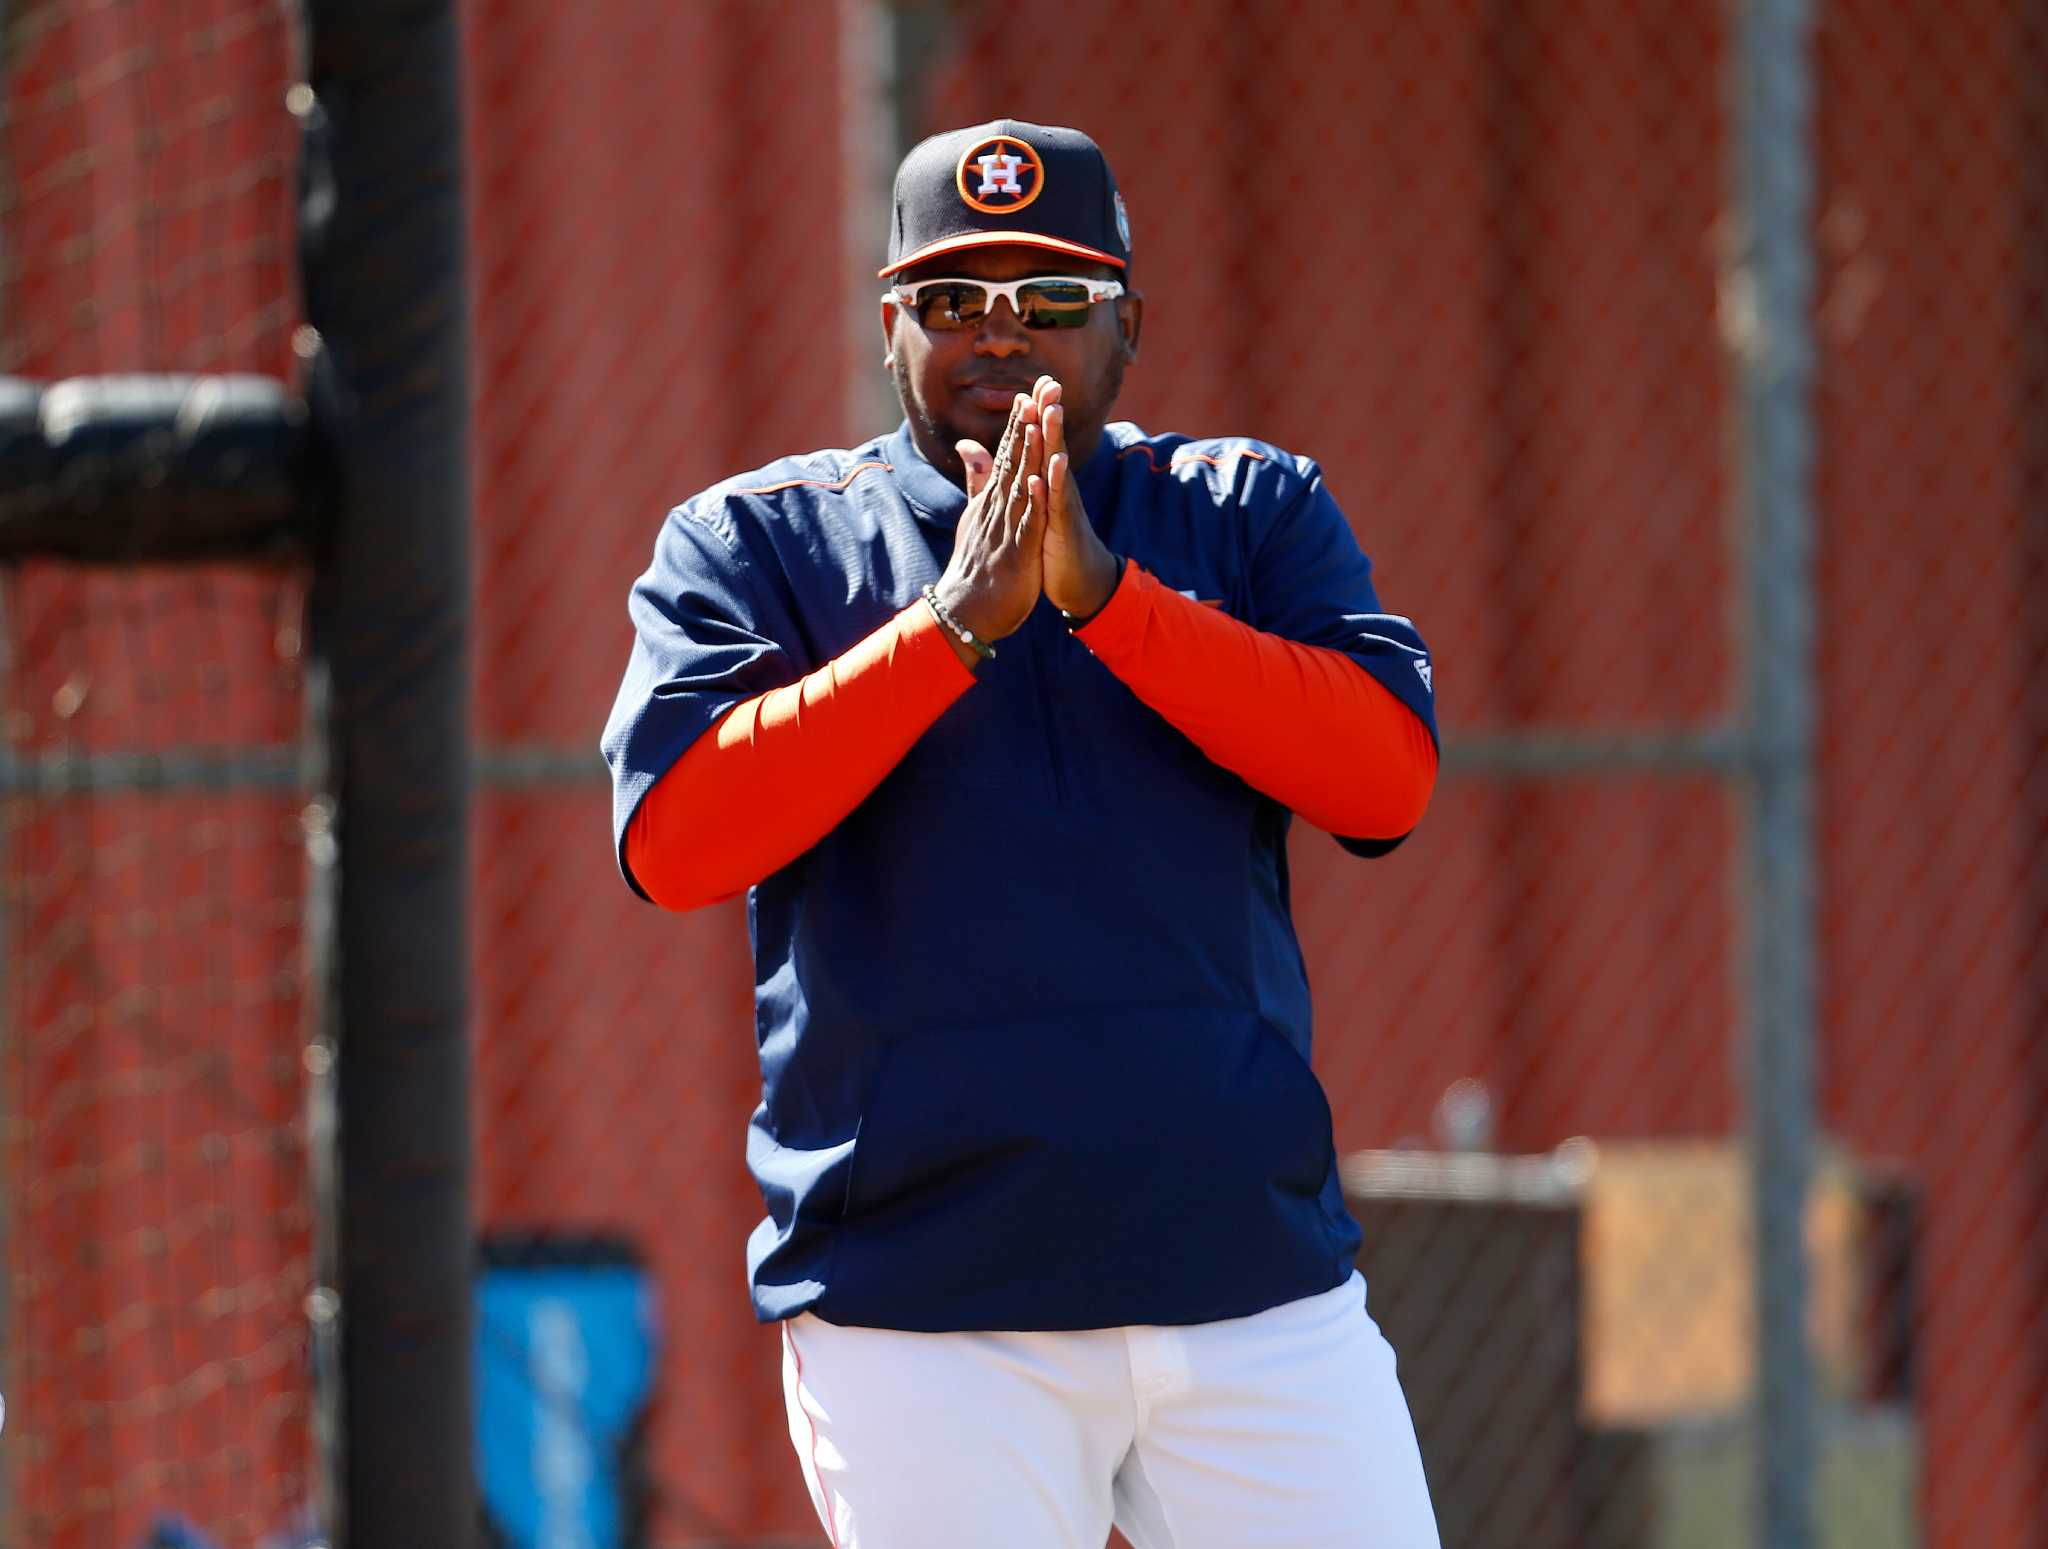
[{"xmin": 878, "ymin": 230, "xmax": 1127, "ymax": 279}]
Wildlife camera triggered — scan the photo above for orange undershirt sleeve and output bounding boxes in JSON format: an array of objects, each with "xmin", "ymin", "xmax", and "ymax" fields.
[
  {"xmin": 1073, "ymin": 560, "xmax": 1438, "ymax": 840},
  {"xmin": 625, "ymin": 600, "xmax": 975, "ymax": 912},
  {"xmin": 629, "ymin": 562, "xmax": 1434, "ymax": 911}
]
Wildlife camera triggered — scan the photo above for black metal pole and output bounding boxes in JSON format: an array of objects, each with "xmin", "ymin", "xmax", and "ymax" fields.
[{"xmin": 297, "ymin": 4, "xmax": 473, "ymax": 1546}]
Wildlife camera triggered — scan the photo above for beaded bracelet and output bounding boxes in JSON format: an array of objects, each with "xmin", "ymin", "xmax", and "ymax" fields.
[{"xmin": 921, "ymin": 584, "xmax": 996, "ymax": 662}]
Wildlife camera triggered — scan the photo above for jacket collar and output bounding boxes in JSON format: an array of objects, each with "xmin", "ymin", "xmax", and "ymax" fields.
[{"xmin": 885, "ymin": 419, "xmax": 1124, "ymax": 530}]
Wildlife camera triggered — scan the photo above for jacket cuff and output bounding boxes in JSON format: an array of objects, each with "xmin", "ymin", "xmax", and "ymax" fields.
[{"xmin": 1071, "ymin": 557, "xmax": 1151, "ymax": 656}]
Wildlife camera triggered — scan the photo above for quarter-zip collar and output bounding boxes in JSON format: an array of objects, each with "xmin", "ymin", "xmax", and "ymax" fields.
[{"xmin": 884, "ymin": 419, "xmax": 1123, "ymax": 533}]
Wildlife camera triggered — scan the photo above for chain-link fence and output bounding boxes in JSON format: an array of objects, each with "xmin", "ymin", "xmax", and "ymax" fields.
[
  {"xmin": 4, "ymin": 2, "xmax": 2043, "ymax": 1546},
  {"xmin": 0, "ymin": 3, "xmax": 313, "ymax": 1546}
]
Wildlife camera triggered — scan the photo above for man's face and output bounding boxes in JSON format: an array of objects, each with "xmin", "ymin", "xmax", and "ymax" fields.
[{"xmin": 882, "ymin": 245, "xmax": 1142, "ymax": 488}]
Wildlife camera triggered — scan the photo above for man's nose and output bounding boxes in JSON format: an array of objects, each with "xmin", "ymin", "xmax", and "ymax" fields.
[{"xmin": 972, "ymin": 298, "xmax": 1032, "ymax": 357}]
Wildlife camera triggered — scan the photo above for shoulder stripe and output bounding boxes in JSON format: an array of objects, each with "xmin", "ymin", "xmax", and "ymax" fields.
[
  {"xmin": 1116, "ymin": 445, "xmax": 1270, "ymax": 475},
  {"xmin": 730, "ymin": 460, "xmax": 893, "ymax": 498}
]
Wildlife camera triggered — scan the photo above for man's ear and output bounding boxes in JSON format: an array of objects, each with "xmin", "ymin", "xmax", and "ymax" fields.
[
  {"xmin": 1117, "ymin": 291, "xmax": 1144, "ymax": 361},
  {"xmin": 879, "ymin": 297, "xmax": 900, "ymax": 367}
]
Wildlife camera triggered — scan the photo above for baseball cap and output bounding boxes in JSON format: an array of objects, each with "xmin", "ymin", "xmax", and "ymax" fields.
[{"xmin": 879, "ymin": 119, "xmax": 1132, "ymax": 279}]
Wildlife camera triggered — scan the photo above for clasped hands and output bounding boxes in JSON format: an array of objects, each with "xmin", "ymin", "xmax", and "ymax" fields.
[{"xmin": 928, "ymin": 375, "xmax": 1121, "ymax": 662}]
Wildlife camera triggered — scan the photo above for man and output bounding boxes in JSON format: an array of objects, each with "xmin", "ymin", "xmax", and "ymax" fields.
[{"xmin": 603, "ymin": 119, "xmax": 1441, "ymax": 1548}]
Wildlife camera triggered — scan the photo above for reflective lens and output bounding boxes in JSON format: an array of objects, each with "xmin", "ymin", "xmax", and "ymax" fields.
[{"xmin": 903, "ymin": 277, "xmax": 1109, "ymax": 331}]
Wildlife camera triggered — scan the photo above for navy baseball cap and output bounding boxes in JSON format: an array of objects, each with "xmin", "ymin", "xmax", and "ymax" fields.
[{"xmin": 879, "ymin": 119, "xmax": 1132, "ymax": 279}]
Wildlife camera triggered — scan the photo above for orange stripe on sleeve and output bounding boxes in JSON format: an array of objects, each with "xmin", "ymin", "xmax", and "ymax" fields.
[
  {"xmin": 1114, "ymin": 444, "xmax": 1269, "ymax": 475},
  {"xmin": 1074, "ymin": 561, "xmax": 1437, "ymax": 840},
  {"xmin": 728, "ymin": 461, "xmax": 893, "ymax": 498},
  {"xmin": 626, "ymin": 600, "xmax": 975, "ymax": 911}
]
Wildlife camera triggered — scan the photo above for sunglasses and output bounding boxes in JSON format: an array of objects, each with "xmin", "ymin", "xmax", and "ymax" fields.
[{"xmin": 885, "ymin": 275, "xmax": 1126, "ymax": 332}]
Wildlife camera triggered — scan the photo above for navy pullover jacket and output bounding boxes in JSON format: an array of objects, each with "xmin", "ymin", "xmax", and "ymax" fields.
[{"xmin": 602, "ymin": 420, "xmax": 1438, "ymax": 1331}]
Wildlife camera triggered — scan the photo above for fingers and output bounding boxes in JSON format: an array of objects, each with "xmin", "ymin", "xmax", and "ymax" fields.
[
  {"xmin": 986, "ymin": 394, "xmax": 1025, "ymax": 500},
  {"xmin": 965, "ymin": 392, "xmax": 1045, "ymax": 556},
  {"xmin": 1028, "ymin": 374, "xmax": 1065, "ymax": 497},
  {"xmin": 994, "ymin": 395, "xmax": 1036, "ymax": 485},
  {"xmin": 996, "ymin": 394, "xmax": 1041, "ymax": 517},
  {"xmin": 956, "ymin": 440, "xmax": 993, "ymax": 497},
  {"xmin": 1047, "ymin": 450, "xmax": 1069, "ymax": 526},
  {"xmin": 1006, "ymin": 423, "xmax": 1041, "ymax": 536},
  {"xmin": 1035, "ymin": 377, "xmax": 1062, "ymax": 452},
  {"xmin": 942, "ymin": 391, "xmax": 1050, "ymax": 638},
  {"xmin": 1042, "ymin": 404, "xmax": 1065, "ymax": 494}
]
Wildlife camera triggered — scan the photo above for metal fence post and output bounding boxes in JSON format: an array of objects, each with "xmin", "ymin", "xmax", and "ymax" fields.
[
  {"xmin": 1729, "ymin": 2, "xmax": 1820, "ymax": 1546},
  {"xmin": 299, "ymin": 2, "xmax": 474, "ymax": 1544}
]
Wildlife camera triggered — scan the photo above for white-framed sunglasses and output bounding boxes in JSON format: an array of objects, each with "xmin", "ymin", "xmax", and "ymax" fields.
[{"xmin": 884, "ymin": 275, "xmax": 1126, "ymax": 332}]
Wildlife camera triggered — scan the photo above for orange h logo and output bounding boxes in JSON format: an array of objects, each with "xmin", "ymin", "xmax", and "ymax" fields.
[{"xmin": 955, "ymin": 135, "xmax": 1045, "ymax": 215}]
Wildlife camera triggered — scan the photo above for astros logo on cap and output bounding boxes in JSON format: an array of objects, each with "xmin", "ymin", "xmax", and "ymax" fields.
[{"xmin": 956, "ymin": 135, "xmax": 1044, "ymax": 215}]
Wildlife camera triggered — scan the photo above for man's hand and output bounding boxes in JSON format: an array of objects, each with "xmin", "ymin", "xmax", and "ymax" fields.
[
  {"xmin": 932, "ymin": 392, "xmax": 1048, "ymax": 663},
  {"xmin": 1033, "ymin": 376, "xmax": 1121, "ymax": 619}
]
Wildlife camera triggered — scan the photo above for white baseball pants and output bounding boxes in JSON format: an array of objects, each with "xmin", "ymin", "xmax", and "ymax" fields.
[{"xmin": 779, "ymin": 1271, "xmax": 1440, "ymax": 1548}]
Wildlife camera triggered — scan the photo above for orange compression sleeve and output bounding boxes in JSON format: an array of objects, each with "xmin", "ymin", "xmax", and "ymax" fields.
[
  {"xmin": 1073, "ymin": 561, "xmax": 1438, "ymax": 839},
  {"xmin": 626, "ymin": 600, "xmax": 975, "ymax": 911}
]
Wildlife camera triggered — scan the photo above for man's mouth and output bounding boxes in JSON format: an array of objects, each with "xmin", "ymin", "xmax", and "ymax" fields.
[{"xmin": 959, "ymin": 381, "xmax": 1038, "ymax": 414}]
